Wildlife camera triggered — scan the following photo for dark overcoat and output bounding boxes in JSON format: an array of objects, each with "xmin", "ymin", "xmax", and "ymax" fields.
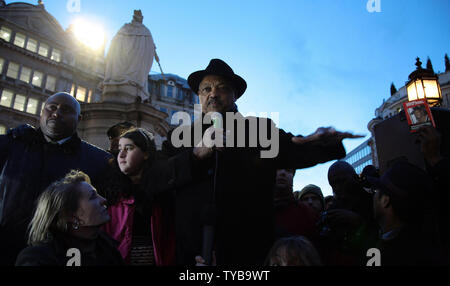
[{"xmin": 165, "ymin": 113, "xmax": 346, "ymax": 266}]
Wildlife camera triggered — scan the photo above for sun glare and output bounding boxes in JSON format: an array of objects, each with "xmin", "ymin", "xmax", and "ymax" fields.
[{"xmin": 71, "ymin": 18, "xmax": 105, "ymax": 51}]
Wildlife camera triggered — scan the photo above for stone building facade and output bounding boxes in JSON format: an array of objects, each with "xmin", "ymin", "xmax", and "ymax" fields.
[{"xmin": 0, "ymin": 1, "xmax": 196, "ymax": 150}]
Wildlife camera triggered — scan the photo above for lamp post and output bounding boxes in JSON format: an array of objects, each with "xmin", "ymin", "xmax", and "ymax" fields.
[{"xmin": 406, "ymin": 57, "xmax": 442, "ymax": 107}]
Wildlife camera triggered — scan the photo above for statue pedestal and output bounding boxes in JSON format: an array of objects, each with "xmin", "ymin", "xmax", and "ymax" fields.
[
  {"xmin": 78, "ymin": 101, "xmax": 169, "ymax": 150},
  {"xmin": 102, "ymin": 84, "xmax": 147, "ymax": 104}
]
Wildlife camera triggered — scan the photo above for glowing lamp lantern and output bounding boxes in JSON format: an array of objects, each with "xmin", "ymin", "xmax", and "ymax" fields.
[{"xmin": 406, "ymin": 57, "xmax": 442, "ymax": 107}]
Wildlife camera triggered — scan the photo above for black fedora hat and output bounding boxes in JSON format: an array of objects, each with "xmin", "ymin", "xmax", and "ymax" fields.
[
  {"xmin": 366, "ymin": 161, "xmax": 432, "ymax": 200},
  {"xmin": 187, "ymin": 59, "xmax": 247, "ymax": 99}
]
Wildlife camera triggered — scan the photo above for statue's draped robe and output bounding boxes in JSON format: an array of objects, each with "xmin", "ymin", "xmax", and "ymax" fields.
[{"xmin": 104, "ymin": 20, "xmax": 155, "ymax": 101}]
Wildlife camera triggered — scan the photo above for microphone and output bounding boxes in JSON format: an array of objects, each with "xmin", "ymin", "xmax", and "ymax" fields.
[
  {"xmin": 201, "ymin": 204, "xmax": 216, "ymax": 265},
  {"xmin": 202, "ymin": 112, "xmax": 221, "ymax": 265}
]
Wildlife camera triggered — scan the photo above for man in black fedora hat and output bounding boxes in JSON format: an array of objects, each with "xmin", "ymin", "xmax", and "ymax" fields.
[
  {"xmin": 166, "ymin": 58, "xmax": 362, "ymax": 266},
  {"xmin": 187, "ymin": 58, "xmax": 247, "ymax": 115}
]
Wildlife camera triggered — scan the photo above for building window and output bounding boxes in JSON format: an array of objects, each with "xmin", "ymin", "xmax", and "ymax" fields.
[
  {"xmin": 13, "ymin": 32, "xmax": 26, "ymax": 48},
  {"xmin": 0, "ymin": 125, "xmax": 6, "ymax": 135},
  {"xmin": 167, "ymin": 85, "xmax": 173, "ymax": 98},
  {"xmin": 6, "ymin": 62, "xmax": 19, "ymax": 79},
  {"xmin": 19, "ymin": 66, "xmax": 32, "ymax": 83},
  {"xmin": 70, "ymin": 83, "xmax": 76, "ymax": 97},
  {"xmin": 26, "ymin": 98, "xmax": 39, "ymax": 114},
  {"xmin": 13, "ymin": 94, "xmax": 26, "ymax": 111},
  {"xmin": 177, "ymin": 88, "xmax": 184, "ymax": 100},
  {"xmin": 38, "ymin": 43, "xmax": 49, "ymax": 57},
  {"xmin": 0, "ymin": 26, "xmax": 12, "ymax": 42},
  {"xmin": 0, "ymin": 89, "xmax": 14, "ymax": 107},
  {"xmin": 45, "ymin": 75, "xmax": 56, "ymax": 91},
  {"xmin": 0, "ymin": 57, "xmax": 4, "ymax": 74},
  {"xmin": 87, "ymin": 90, "xmax": 93, "ymax": 103},
  {"xmin": 26, "ymin": 38, "xmax": 38, "ymax": 53},
  {"xmin": 31, "ymin": 70, "xmax": 43, "ymax": 87},
  {"xmin": 51, "ymin": 49, "xmax": 61, "ymax": 62},
  {"xmin": 75, "ymin": 86, "xmax": 87, "ymax": 102}
]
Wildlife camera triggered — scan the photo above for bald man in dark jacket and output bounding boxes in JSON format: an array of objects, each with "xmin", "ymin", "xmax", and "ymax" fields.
[{"xmin": 0, "ymin": 93, "xmax": 112, "ymax": 265}]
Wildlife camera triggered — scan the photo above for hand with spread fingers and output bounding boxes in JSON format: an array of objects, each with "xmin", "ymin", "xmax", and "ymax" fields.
[
  {"xmin": 291, "ymin": 127, "xmax": 364, "ymax": 146},
  {"xmin": 193, "ymin": 127, "xmax": 228, "ymax": 160}
]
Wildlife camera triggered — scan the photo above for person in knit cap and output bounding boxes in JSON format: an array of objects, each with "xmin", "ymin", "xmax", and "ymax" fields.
[{"xmin": 298, "ymin": 184, "xmax": 325, "ymax": 214}]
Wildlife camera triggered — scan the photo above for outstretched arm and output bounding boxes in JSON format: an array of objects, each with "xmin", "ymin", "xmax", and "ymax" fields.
[
  {"xmin": 291, "ymin": 127, "xmax": 364, "ymax": 146},
  {"xmin": 277, "ymin": 126, "xmax": 364, "ymax": 170}
]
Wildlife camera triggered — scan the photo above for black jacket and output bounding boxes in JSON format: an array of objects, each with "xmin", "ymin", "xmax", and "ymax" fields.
[
  {"xmin": 165, "ymin": 113, "xmax": 346, "ymax": 266},
  {"xmin": 15, "ymin": 231, "xmax": 123, "ymax": 266},
  {"xmin": 427, "ymin": 157, "xmax": 450, "ymax": 260},
  {"xmin": 377, "ymin": 226, "xmax": 446, "ymax": 266},
  {"xmin": 0, "ymin": 124, "xmax": 112, "ymax": 265}
]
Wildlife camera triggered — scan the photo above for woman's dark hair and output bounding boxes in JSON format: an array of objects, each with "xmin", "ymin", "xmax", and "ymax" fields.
[{"xmin": 120, "ymin": 128, "xmax": 157, "ymax": 162}]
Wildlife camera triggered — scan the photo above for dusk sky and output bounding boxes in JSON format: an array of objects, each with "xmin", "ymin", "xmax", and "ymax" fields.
[{"xmin": 15, "ymin": 0, "xmax": 450, "ymax": 196}]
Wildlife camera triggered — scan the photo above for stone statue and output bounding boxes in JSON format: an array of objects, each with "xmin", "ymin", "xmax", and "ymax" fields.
[{"xmin": 103, "ymin": 10, "xmax": 158, "ymax": 103}]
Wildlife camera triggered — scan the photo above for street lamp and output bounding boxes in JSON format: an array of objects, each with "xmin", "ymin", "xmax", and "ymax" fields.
[{"xmin": 406, "ymin": 57, "xmax": 442, "ymax": 107}]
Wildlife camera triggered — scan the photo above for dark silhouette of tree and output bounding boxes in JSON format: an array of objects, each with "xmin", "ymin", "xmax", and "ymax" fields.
[
  {"xmin": 445, "ymin": 54, "xmax": 450, "ymax": 72},
  {"xmin": 426, "ymin": 57, "xmax": 434, "ymax": 73},
  {"xmin": 390, "ymin": 82, "xmax": 397, "ymax": 96}
]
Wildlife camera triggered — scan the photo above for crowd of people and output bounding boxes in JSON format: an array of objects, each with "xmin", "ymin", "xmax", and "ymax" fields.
[{"xmin": 1, "ymin": 59, "xmax": 449, "ymax": 266}]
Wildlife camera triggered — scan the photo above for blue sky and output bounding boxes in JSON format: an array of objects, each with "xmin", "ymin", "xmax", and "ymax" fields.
[{"xmin": 16, "ymin": 0, "xmax": 450, "ymax": 196}]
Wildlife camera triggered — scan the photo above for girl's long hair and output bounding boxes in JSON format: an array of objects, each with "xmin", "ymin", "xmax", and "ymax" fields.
[
  {"xmin": 27, "ymin": 170, "xmax": 91, "ymax": 246},
  {"xmin": 103, "ymin": 128, "xmax": 160, "ymax": 205}
]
